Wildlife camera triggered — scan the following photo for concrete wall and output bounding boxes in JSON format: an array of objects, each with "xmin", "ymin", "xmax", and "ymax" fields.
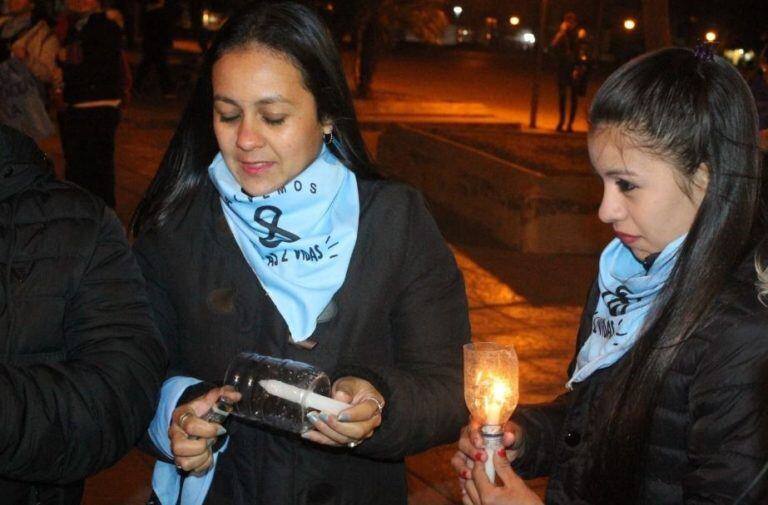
[{"xmin": 376, "ymin": 124, "xmax": 612, "ymax": 254}]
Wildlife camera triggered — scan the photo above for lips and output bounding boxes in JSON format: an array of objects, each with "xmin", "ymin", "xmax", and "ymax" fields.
[
  {"xmin": 615, "ymin": 231, "xmax": 639, "ymax": 244},
  {"xmin": 239, "ymin": 160, "xmax": 275, "ymax": 175}
]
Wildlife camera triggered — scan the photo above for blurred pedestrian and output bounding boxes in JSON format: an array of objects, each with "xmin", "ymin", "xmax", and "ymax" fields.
[
  {"xmin": 0, "ymin": 0, "xmax": 58, "ymax": 140},
  {"xmin": 133, "ymin": 0, "xmax": 177, "ymax": 98},
  {"xmin": 453, "ymin": 46, "xmax": 768, "ymax": 504},
  {"xmin": 130, "ymin": 2, "xmax": 470, "ymax": 504},
  {"xmin": 55, "ymin": 0, "xmax": 123, "ymax": 208},
  {"xmin": 550, "ymin": 11, "xmax": 578, "ymax": 133},
  {"xmin": 0, "ymin": 124, "xmax": 166, "ymax": 505},
  {"xmin": 749, "ymin": 41, "xmax": 768, "ymax": 150},
  {"xmin": 0, "ymin": 0, "xmax": 58, "ymax": 91}
]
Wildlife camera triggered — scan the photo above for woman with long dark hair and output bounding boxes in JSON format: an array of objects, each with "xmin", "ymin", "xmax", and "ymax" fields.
[
  {"xmin": 132, "ymin": 2, "xmax": 470, "ymax": 504},
  {"xmin": 452, "ymin": 46, "xmax": 768, "ymax": 504}
]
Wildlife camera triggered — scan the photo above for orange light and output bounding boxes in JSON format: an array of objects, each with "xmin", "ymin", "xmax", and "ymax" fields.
[{"xmin": 623, "ymin": 18, "xmax": 636, "ymax": 31}]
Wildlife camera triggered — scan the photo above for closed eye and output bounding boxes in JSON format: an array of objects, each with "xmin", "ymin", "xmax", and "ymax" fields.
[
  {"xmin": 263, "ymin": 116, "xmax": 286, "ymax": 126},
  {"xmin": 616, "ymin": 179, "xmax": 636, "ymax": 192}
]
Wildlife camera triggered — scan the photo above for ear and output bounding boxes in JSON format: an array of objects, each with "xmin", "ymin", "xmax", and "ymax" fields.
[
  {"xmin": 691, "ymin": 162, "xmax": 710, "ymax": 204},
  {"xmin": 693, "ymin": 162, "xmax": 709, "ymax": 189}
]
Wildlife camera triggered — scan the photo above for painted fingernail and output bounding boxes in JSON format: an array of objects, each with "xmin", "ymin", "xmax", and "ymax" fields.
[
  {"xmin": 498, "ymin": 448, "xmax": 507, "ymax": 458},
  {"xmin": 206, "ymin": 438, "xmax": 215, "ymax": 448},
  {"xmin": 461, "ymin": 470, "xmax": 470, "ymax": 479},
  {"xmin": 318, "ymin": 413, "xmax": 329, "ymax": 423},
  {"xmin": 338, "ymin": 412, "xmax": 349, "ymax": 422},
  {"xmin": 300, "ymin": 431, "xmax": 312, "ymax": 439},
  {"xmin": 474, "ymin": 451, "xmax": 484, "ymax": 461},
  {"xmin": 216, "ymin": 426, "xmax": 227, "ymax": 436},
  {"xmin": 307, "ymin": 412, "xmax": 319, "ymax": 423}
]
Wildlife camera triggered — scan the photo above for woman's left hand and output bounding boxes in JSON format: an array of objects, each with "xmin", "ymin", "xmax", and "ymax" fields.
[
  {"xmin": 302, "ymin": 376, "xmax": 384, "ymax": 449},
  {"xmin": 462, "ymin": 450, "xmax": 543, "ymax": 505}
]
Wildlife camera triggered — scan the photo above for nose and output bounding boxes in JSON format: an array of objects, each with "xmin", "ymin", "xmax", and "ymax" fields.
[
  {"xmin": 236, "ymin": 119, "xmax": 266, "ymax": 151},
  {"xmin": 598, "ymin": 184, "xmax": 626, "ymax": 224}
]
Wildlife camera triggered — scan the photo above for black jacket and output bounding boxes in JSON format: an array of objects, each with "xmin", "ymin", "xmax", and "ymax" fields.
[
  {"xmin": 134, "ymin": 178, "xmax": 471, "ymax": 504},
  {"xmin": 513, "ymin": 253, "xmax": 768, "ymax": 504},
  {"xmin": 59, "ymin": 12, "xmax": 122, "ymax": 104},
  {"xmin": 0, "ymin": 125, "xmax": 166, "ymax": 504}
]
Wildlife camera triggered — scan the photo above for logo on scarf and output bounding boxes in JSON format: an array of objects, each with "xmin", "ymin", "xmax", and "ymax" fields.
[
  {"xmin": 254, "ymin": 205, "xmax": 300, "ymax": 248},
  {"xmin": 601, "ymin": 285, "xmax": 634, "ymax": 316}
]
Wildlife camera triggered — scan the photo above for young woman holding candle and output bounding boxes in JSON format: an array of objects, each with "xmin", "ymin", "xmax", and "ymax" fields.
[
  {"xmin": 452, "ymin": 46, "xmax": 768, "ymax": 504},
  {"xmin": 131, "ymin": 2, "xmax": 470, "ymax": 504}
]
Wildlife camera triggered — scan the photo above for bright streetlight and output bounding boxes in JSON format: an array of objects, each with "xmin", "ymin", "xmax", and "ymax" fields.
[
  {"xmin": 623, "ymin": 18, "xmax": 636, "ymax": 31},
  {"xmin": 705, "ymin": 31, "xmax": 717, "ymax": 42},
  {"xmin": 509, "ymin": 16, "xmax": 520, "ymax": 26},
  {"xmin": 453, "ymin": 5, "xmax": 463, "ymax": 18}
]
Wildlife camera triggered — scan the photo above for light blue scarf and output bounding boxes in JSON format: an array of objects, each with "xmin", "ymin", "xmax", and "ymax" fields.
[
  {"xmin": 209, "ymin": 145, "xmax": 359, "ymax": 342},
  {"xmin": 567, "ymin": 235, "xmax": 685, "ymax": 389}
]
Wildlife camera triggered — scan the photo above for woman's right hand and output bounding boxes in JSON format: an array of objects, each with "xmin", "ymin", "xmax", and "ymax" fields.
[
  {"xmin": 451, "ymin": 417, "xmax": 525, "ymax": 497},
  {"xmin": 169, "ymin": 386, "xmax": 241, "ymax": 474}
]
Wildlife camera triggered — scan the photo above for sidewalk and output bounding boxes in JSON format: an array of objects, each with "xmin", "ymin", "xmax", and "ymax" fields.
[{"xmin": 36, "ymin": 71, "xmax": 598, "ymax": 505}]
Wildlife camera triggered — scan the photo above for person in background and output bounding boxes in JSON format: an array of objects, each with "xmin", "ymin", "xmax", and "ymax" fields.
[
  {"xmin": 0, "ymin": 124, "xmax": 166, "ymax": 505},
  {"xmin": 550, "ymin": 11, "xmax": 579, "ymax": 133},
  {"xmin": 133, "ymin": 0, "xmax": 177, "ymax": 98},
  {"xmin": 131, "ymin": 2, "xmax": 470, "ymax": 503},
  {"xmin": 55, "ymin": 0, "xmax": 123, "ymax": 208},
  {"xmin": 453, "ymin": 46, "xmax": 768, "ymax": 504},
  {"xmin": 0, "ymin": 0, "xmax": 58, "ymax": 94},
  {"xmin": 748, "ymin": 41, "xmax": 768, "ymax": 150}
]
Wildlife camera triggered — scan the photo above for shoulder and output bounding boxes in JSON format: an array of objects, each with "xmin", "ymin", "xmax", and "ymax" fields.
[
  {"xmin": 134, "ymin": 183, "xmax": 217, "ymax": 255},
  {"xmin": 691, "ymin": 258, "xmax": 768, "ymax": 387},
  {"xmin": 19, "ymin": 174, "xmax": 106, "ymax": 225},
  {"xmin": 358, "ymin": 177, "xmax": 429, "ymax": 219}
]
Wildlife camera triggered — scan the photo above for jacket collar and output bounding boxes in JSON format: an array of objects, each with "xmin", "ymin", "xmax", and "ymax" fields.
[{"xmin": 0, "ymin": 125, "xmax": 50, "ymax": 202}]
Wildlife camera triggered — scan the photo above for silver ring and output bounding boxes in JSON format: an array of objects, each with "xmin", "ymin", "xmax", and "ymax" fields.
[
  {"xmin": 363, "ymin": 396, "xmax": 384, "ymax": 416},
  {"xmin": 178, "ymin": 411, "xmax": 195, "ymax": 430},
  {"xmin": 347, "ymin": 440, "xmax": 361, "ymax": 448}
]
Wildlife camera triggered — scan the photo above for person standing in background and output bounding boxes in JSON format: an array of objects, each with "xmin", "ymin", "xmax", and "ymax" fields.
[
  {"xmin": 0, "ymin": 0, "xmax": 58, "ymax": 94},
  {"xmin": 550, "ymin": 11, "xmax": 579, "ymax": 133},
  {"xmin": 55, "ymin": 0, "xmax": 122, "ymax": 207},
  {"xmin": 133, "ymin": 0, "xmax": 176, "ymax": 98}
]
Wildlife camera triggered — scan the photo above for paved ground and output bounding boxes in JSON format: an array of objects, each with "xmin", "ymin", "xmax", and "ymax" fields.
[{"xmin": 35, "ymin": 48, "xmax": 600, "ymax": 504}]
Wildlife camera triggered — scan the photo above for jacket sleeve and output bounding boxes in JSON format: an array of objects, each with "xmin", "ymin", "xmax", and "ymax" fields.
[
  {"xmin": 333, "ymin": 191, "xmax": 471, "ymax": 460},
  {"xmin": 510, "ymin": 278, "xmax": 599, "ymax": 478},
  {"xmin": 0, "ymin": 206, "xmax": 166, "ymax": 483},
  {"xmin": 684, "ymin": 314, "xmax": 768, "ymax": 503}
]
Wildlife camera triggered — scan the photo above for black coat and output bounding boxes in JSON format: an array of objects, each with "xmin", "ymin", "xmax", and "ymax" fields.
[
  {"xmin": 59, "ymin": 12, "xmax": 122, "ymax": 104},
  {"xmin": 513, "ymin": 254, "xmax": 768, "ymax": 504},
  {"xmin": 0, "ymin": 125, "xmax": 166, "ymax": 504},
  {"xmin": 133, "ymin": 178, "xmax": 471, "ymax": 504}
]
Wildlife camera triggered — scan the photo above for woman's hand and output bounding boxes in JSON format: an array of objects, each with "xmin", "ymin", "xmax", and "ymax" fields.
[
  {"xmin": 169, "ymin": 386, "xmax": 241, "ymax": 474},
  {"xmin": 302, "ymin": 376, "xmax": 384, "ymax": 449},
  {"xmin": 451, "ymin": 417, "xmax": 525, "ymax": 498},
  {"xmin": 461, "ymin": 450, "xmax": 543, "ymax": 505}
]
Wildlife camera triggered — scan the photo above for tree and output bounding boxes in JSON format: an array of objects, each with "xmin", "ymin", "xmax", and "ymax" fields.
[
  {"xmin": 641, "ymin": 0, "xmax": 671, "ymax": 50},
  {"xmin": 348, "ymin": 0, "xmax": 448, "ymax": 98}
]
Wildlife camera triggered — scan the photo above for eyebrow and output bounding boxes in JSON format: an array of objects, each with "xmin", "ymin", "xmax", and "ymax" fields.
[
  {"xmin": 213, "ymin": 94, "xmax": 291, "ymax": 106},
  {"xmin": 603, "ymin": 167, "xmax": 638, "ymax": 177}
]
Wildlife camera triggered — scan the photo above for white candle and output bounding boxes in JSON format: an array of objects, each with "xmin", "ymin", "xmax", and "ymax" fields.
[{"xmin": 259, "ymin": 379, "xmax": 350, "ymax": 415}]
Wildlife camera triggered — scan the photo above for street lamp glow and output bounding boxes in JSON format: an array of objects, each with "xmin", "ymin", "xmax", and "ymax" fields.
[
  {"xmin": 623, "ymin": 18, "xmax": 636, "ymax": 31},
  {"xmin": 453, "ymin": 5, "xmax": 463, "ymax": 18},
  {"xmin": 705, "ymin": 31, "xmax": 717, "ymax": 42},
  {"xmin": 509, "ymin": 16, "xmax": 520, "ymax": 26},
  {"xmin": 522, "ymin": 32, "xmax": 536, "ymax": 44}
]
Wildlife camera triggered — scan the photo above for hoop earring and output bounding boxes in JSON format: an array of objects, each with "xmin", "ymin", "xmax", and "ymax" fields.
[{"xmin": 323, "ymin": 129, "xmax": 334, "ymax": 145}]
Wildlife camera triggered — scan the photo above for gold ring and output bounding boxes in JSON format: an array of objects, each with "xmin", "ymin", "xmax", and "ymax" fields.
[
  {"xmin": 363, "ymin": 396, "xmax": 384, "ymax": 416},
  {"xmin": 178, "ymin": 411, "xmax": 195, "ymax": 430}
]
